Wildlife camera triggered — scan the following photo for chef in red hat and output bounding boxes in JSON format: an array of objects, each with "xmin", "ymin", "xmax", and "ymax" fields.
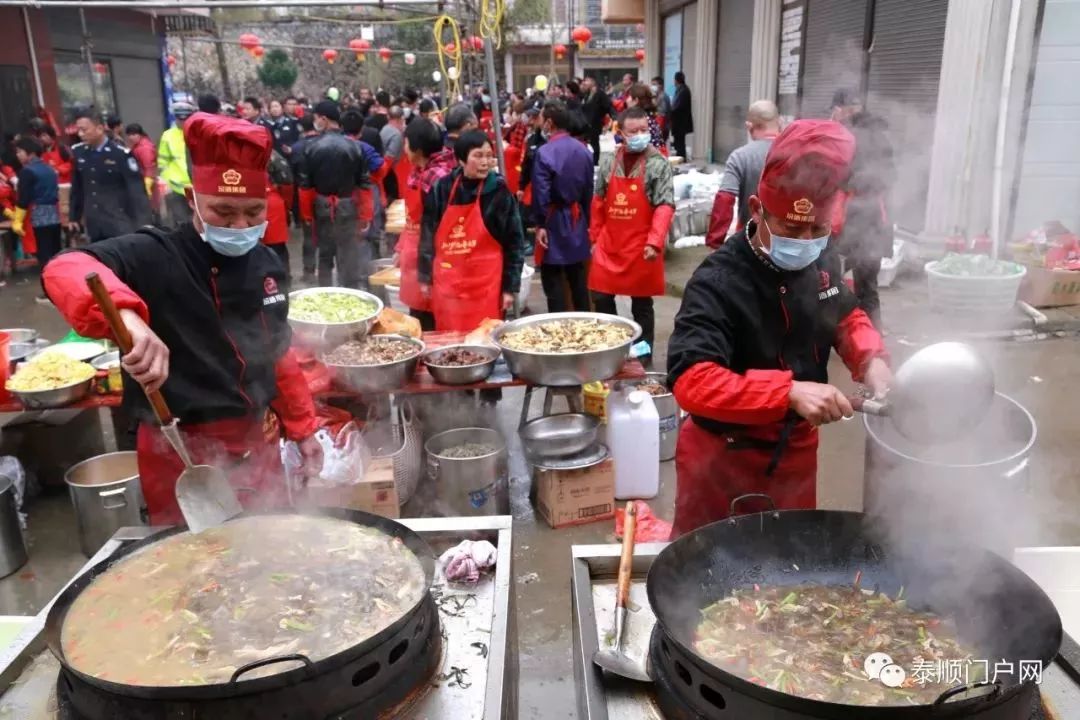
[
  {"xmin": 665, "ymin": 119, "xmax": 892, "ymax": 537},
  {"xmin": 43, "ymin": 112, "xmax": 323, "ymax": 526}
]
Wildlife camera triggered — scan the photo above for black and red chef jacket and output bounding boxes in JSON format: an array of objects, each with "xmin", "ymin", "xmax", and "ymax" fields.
[
  {"xmin": 42, "ymin": 224, "xmax": 316, "ymax": 439},
  {"xmin": 666, "ymin": 222, "xmax": 885, "ymax": 436}
]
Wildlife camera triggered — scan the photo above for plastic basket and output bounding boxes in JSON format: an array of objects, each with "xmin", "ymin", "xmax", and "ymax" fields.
[
  {"xmin": 361, "ymin": 401, "xmax": 422, "ymax": 505},
  {"xmin": 925, "ymin": 260, "xmax": 1027, "ymax": 315}
]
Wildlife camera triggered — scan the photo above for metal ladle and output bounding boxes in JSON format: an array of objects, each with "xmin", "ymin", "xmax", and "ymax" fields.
[
  {"xmin": 852, "ymin": 341, "xmax": 996, "ymax": 444},
  {"xmin": 86, "ymin": 272, "xmax": 242, "ymax": 532}
]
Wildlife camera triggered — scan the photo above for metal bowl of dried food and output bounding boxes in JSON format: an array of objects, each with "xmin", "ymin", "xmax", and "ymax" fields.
[
  {"xmin": 491, "ymin": 312, "xmax": 641, "ymax": 386},
  {"xmin": 288, "ymin": 287, "xmax": 383, "ymax": 350},
  {"xmin": 422, "ymin": 344, "xmax": 500, "ymax": 386},
  {"xmin": 6, "ymin": 349, "xmax": 96, "ymax": 409},
  {"xmin": 520, "ymin": 413, "xmax": 600, "ymax": 459},
  {"xmin": 322, "ymin": 334, "xmax": 425, "ymax": 393}
]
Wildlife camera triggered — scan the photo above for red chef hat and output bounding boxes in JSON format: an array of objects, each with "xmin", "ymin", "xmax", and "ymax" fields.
[
  {"xmin": 757, "ymin": 119, "xmax": 855, "ymax": 226},
  {"xmin": 184, "ymin": 112, "xmax": 272, "ymax": 199}
]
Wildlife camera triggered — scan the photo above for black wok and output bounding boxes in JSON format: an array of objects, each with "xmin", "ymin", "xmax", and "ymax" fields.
[
  {"xmin": 646, "ymin": 508, "xmax": 1062, "ymax": 718},
  {"xmin": 44, "ymin": 506, "xmax": 437, "ymax": 702}
]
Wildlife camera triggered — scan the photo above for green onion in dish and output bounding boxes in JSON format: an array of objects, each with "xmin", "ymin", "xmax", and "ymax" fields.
[{"xmin": 290, "ymin": 292, "xmax": 378, "ymax": 324}]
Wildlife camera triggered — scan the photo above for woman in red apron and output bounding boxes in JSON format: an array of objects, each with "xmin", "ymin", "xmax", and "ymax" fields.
[
  {"xmin": 418, "ymin": 130, "xmax": 526, "ymax": 333},
  {"xmin": 588, "ymin": 109, "xmax": 676, "ymax": 366},
  {"xmin": 399, "ymin": 119, "xmax": 457, "ymax": 330}
]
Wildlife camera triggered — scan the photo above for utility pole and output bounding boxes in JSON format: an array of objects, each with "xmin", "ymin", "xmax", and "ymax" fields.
[{"xmin": 79, "ymin": 8, "xmax": 99, "ymax": 111}]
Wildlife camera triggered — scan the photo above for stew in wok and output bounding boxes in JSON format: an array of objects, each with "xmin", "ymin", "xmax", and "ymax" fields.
[
  {"xmin": 61, "ymin": 515, "xmax": 427, "ymax": 686},
  {"xmin": 694, "ymin": 583, "xmax": 980, "ymax": 706}
]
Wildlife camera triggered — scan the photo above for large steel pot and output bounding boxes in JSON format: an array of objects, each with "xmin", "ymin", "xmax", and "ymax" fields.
[
  {"xmin": 864, "ymin": 392, "xmax": 1036, "ymax": 554},
  {"xmin": 287, "ymin": 287, "xmax": 383, "ymax": 350},
  {"xmin": 0, "ymin": 473, "xmax": 27, "ymax": 578},
  {"xmin": 322, "ymin": 334, "xmax": 424, "ymax": 393},
  {"xmin": 64, "ymin": 452, "xmax": 146, "ymax": 557},
  {"xmin": 425, "ymin": 428, "xmax": 509, "ymax": 516},
  {"xmin": 491, "ymin": 312, "xmax": 641, "ymax": 386}
]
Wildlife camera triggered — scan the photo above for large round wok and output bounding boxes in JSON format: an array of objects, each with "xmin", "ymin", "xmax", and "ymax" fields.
[
  {"xmin": 45, "ymin": 507, "xmax": 437, "ymax": 706},
  {"xmin": 646, "ymin": 509, "xmax": 1062, "ymax": 719}
]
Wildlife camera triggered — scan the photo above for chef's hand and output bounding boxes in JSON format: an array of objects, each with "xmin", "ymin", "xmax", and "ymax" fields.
[
  {"xmin": 119, "ymin": 308, "xmax": 170, "ymax": 394},
  {"xmin": 643, "ymin": 245, "xmax": 659, "ymax": 261},
  {"xmin": 788, "ymin": 381, "xmax": 854, "ymax": 425},
  {"xmin": 502, "ymin": 292, "xmax": 515, "ymax": 311},
  {"xmin": 297, "ymin": 434, "xmax": 324, "ymax": 480},
  {"xmin": 535, "ymin": 228, "xmax": 549, "ymax": 249},
  {"xmin": 516, "ymin": 190, "xmax": 525, "ymax": 202},
  {"xmin": 419, "ymin": 283, "xmax": 431, "ymax": 298},
  {"xmin": 863, "ymin": 357, "xmax": 893, "ymax": 399},
  {"xmin": 66, "ymin": 221, "xmax": 82, "ymax": 234}
]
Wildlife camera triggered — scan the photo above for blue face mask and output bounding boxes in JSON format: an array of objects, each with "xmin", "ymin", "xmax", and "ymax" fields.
[
  {"xmin": 763, "ymin": 218, "xmax": 829, "ymax": 271},
  {"xmin": 195, "ymin": 199, "xmax": 266, "ymax": 257},
  {"xmin": 625, "ymin": 132, "xmax": 650, "ymax": 153}
]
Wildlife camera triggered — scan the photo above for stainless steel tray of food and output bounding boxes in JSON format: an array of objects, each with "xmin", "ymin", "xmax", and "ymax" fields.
[{"xmin": 0, "ymin": 516, "xmax": 516, "ymax": 720}]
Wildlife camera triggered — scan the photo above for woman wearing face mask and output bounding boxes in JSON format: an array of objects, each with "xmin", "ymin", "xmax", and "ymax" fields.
[
  {"xmin": 588, "ymin": 107, "xmax": 675, "ymax": 368},
  {"xmin": 418, "ymin": 129, "xmax": 525, "ymax": 331},
  {"xmin": 665, "ymin": 120, "xmax": 893, "ymax": 537},
  {"xmin": 41, "ymin": 113, "xmax": 324, "ymax": 526}
]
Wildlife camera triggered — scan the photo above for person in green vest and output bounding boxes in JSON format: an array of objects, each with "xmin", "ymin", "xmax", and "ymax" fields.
[{"xmin": 158, "ymin": 101, "xmax": 195, "ymax": 226}]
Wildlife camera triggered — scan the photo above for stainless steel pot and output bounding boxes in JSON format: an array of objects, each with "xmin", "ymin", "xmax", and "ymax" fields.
[
  {"xmin": 64, "ymin": 452, "xmax": 146, "ymax": 557},
  {"xmin": 323, "ymin": 335, "xmax": 424, "ymax": 393},
  {"xmin": 425, "ymin": 428, "xmax": 509, "ymax": 516},
  {"xmin": 617, "ymin": 372, "xmax": 680, "ymax": 461},
  {"xmin": 422, "ymin": 344, "xmax": 499, "ymax": 386},
  {"xmin": 287, "ymin": 287, "xmax": 383, "ymax": 350},
  {"xmin": 491, "ymin": 312, "xmax": 641, "ymax": 386},
  {"xmin": 520, "ymin": 413, "xmax": 600, "ymax": 458},
  {"xmin": 10, "ymin": 377, "xmax": 93, "ymax": 410},
  {"xmin": 0, "ymin": 474, "xmax": 27, "ymax": 578},
  {"xmin": 0, "ymin": 328, "xmax": 39, "ymax": 344}
]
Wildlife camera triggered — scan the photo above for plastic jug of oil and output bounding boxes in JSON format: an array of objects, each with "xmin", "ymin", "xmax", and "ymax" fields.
[{"xmin": 608, "ymin": 389, "xmax": 660, "ymax": 499}]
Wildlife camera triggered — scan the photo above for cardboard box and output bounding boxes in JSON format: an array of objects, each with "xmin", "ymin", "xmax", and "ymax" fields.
[
  {"xmin": 1019, "ymin": 266, "xmax": 1080, "ymax": 308},
  {"xmin": 301, "ymin": 457, "xmax": 399, "ymax": 518},
  {"xmin": 535, "ymin": 459, "xmax": 615, "ymax": 529}
]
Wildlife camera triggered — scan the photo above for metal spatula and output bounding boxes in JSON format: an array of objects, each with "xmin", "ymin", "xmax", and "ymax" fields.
[
  {"xmin": 86, "ymin": 272, "xmax": 242, "ymax": 532},
  {"xmin": 593, "ymin": 501, "xmax": 652, "ymax": 682}
]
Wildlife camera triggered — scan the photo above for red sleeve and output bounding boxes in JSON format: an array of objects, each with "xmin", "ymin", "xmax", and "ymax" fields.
[
  {"xmin": 41, "ymin": 252, "xmax": 149, "ymax": 338},
  {"xmin": 835, "ymin": 308, "xmax": 888, "ymax": 382},
  {"xmin": 673, "ymin": 361, "xmax": 794, "ymax": 426},
  {"xmin": 271, "ymin": 348, "xmax": 319, "ymax": 441},
  {"xmin": 647, "ymin": 204, "xmax": 675, "ymax": 250},
  {"xmin": 588, "ymin": 196, "xmax": 606, "ymax": 244},
  {"xmin": 831, "ymin": 191, "xmax": 851, "ymax": 237},
  {"xmin": 706, "ymin": 191, "xmax": 736, "ymax": 249},
  {"xmin": 355, "ymin": 187, "xmax": 374, "ymax": 224}
]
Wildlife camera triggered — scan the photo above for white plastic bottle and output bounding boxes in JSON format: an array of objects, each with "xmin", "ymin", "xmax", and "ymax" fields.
[{"xmin": 608, "ymin": 389, "xmax": 660, "ymax": 499}]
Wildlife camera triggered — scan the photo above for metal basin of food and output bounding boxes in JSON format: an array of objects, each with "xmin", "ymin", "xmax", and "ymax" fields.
[
  {"xmin": 288, "ymin": 287, "xmax": 383, "ymax": 350},
  {"xmin": 322, "ymin": 334, "xmax": 424, "ymax": 393},
  {"xmin": 491, "ymin": 312, "xmax": 641, "ymax": 386},
  {"xmin": 520, "ymin": 413, "xmax": 600, "ymax": 458},
  {"xmin": 422, "ymin": 344, "xmax": 500, "ymax": 386},
  {"xmin": 0, "ymin": 328, "xmax": 39, "ymax": 344},
  {"xmin": 7, "ymin": 341, "xmax": 49, "ymax": 369},
  {"xmin": 10, "ymin": 376, "xmax": 94, "ymax": 409}
]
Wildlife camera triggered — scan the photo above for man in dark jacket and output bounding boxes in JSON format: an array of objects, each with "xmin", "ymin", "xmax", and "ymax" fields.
[
  {"xmin": 827, "ymin": 89, "xmax": 895, "ymax": 328},
  {"xmin": 581, "ymin": 76, "xmax": 613, "ymax": 165},
  {"xmin": 670, "ymin": 71, "xmax": 694, "ymax": 160}
]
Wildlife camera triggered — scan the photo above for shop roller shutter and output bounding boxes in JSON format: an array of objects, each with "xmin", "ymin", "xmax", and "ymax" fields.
[
  {"xmin": 799, "ymin": 0, "xmax": 869, "ymax": 117},
  {"xmin": 712, "ymin": 0, "xmax": 755, "ymax": 160}
]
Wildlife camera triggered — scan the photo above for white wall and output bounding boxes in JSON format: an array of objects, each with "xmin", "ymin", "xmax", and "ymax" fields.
[{"xmin": 1013, "ymin": 0, "xmax": 1080, "ymax": 238}]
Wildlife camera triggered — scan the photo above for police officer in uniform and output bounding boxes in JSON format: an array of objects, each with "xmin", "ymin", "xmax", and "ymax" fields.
[{"xmin": 68, "ymin": 111, "xmax": 151, "ymax": 242}]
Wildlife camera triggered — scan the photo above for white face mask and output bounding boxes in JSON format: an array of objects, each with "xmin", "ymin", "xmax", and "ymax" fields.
[{"xmin": 194, "ymin": 197, "xmax": 266, "ymax": 257}]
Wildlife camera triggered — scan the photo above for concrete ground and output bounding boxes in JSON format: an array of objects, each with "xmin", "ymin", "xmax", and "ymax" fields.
[{"xmin": 1, "ymin": 235, "xmax": 1079, "ymax": 718}]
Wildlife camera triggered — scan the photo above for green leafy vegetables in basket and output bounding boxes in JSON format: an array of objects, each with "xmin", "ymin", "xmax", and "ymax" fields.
[
  {"xmin": 290, "ymin": 292, "xmax": 378, "ymax": 323},
  {"xmin": 934, "ymin": 253, "xmax": 1024, "ymax": 277}
]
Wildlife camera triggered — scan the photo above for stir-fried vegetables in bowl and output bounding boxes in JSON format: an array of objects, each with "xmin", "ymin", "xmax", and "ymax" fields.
[{"xmin": 289, "ymin": 290, "xmax": 380, "ymax": 324}]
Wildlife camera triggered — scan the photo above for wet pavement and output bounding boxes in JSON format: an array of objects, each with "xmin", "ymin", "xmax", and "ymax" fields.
[{"xmin": 1, "ymin": 236, "xmax": 1079, "ymax": 718}]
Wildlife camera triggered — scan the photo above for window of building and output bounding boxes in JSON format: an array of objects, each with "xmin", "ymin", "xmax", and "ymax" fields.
[{"xmin": 54, "ymin": 54, "xmax": 118, "ymax": 122}]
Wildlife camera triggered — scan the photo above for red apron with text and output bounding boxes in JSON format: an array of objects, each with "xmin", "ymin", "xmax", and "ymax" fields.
[
  {"xmin": 397, "ymin": 178, "xmax": 430, "ymax": 312},
  {"xmin": 503, "ymin": 144, "xmax": 524, "ymax": 196},
  {"xmin": 135, "ymin": 414, "xmax": 286, "ymax": 526},
  {"xmin": 671, "ymin": 418, "xmax": 818, "ymax": 538},
  {"xmin": 588, "ymin": 155, "xmax": 665, "ymax": 297},
  {"xmin": 432, "ymin": 176, "xmax": 503, "ymax": 331}
]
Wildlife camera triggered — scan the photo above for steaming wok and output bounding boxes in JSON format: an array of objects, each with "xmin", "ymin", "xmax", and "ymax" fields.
[{"xmin": 646, "ymin": 508, "xmax": 1062, "ymax": 717}]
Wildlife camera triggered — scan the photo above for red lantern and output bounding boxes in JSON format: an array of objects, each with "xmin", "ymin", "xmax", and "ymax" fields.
[
  {"xmin": 571, "ymin": 25, "xmax": 592, "ymax": 50},
  {"xmin": 348, "ymin": 38, "xmax": 370, "ymax": 62},
  {"xmin": 323, "ymin": 48, "xmax": 339, "ymax": 65},
  {"xmin": 166, "ymin": 55, "xmax": 176, "ymax": 69},
  {"xmin": 252, "ymin": 46, "xmax": 265, "ymax": 60},
  {"xmin": 378, "ymin": 47, "xmax": 392, "ymax": 64},
  {"xmin": 635, "ymin": 48, "xmax": 645, "ymax": 63},
  {"xmin": 93, "ymin": 62, "xmax": 107, "ymax": 74},
  {"xmin": 443, "ymin": 42, "xmax": 457, "ymax": 56},
  {"xmin": 238, "ymin": 33, "xmax": 260, "ymax": 51},
  {"xmin": 469, "ymin": 35, "xmax": 485, "ymax": 52},
  {"xmin": 554, "ymin": 43, "xmax": 567, "ymax": 61}
]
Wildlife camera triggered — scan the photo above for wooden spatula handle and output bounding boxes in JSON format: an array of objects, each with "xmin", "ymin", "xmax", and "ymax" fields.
[
  {"xmin": 616, "ymin": 501, "xmax": 637, "ymax": 610},
  {"xmin": 85, "ymin": 272, "xmax": 174, "ymax": 425}
]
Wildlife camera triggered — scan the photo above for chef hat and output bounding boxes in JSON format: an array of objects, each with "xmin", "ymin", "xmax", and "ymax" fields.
[
  {"xmin": 757, "ymin": 119, "xmax": 855, "ymax": 226},
  {"xmin": 184, "ymin": 112, "xmax": 272, "ymax": 199}
]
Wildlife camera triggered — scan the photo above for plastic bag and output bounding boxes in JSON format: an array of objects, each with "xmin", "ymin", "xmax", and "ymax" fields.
[
  {"xmin": 0, "ymin": 456, "xmax": 27, "ymax": 530},
  {"xmin": 614, "ymin": 500, "xmax": 672, "ymax": 543},
  {"xmin": 282, "ymin": 421, "xmax": 371, "ymax": 492}
]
